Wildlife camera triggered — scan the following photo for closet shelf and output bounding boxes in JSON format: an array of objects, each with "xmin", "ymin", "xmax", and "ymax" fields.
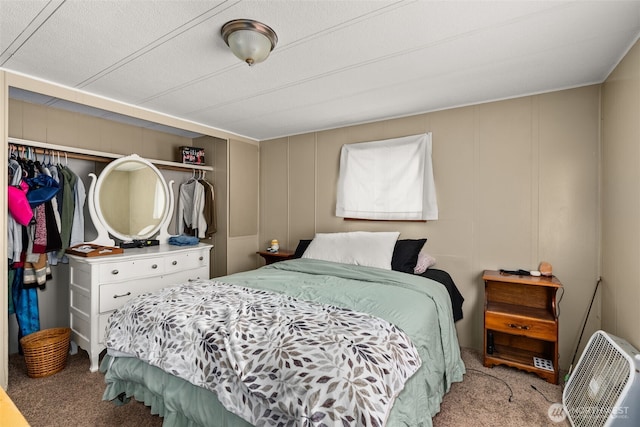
[{"xmin": 8, "ymin": 137, "xmax": 213, "ymax": 172}]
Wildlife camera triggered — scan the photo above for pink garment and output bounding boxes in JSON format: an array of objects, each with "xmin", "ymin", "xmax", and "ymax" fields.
[{"xmin": 8, "ymin": 181, "xmax": 33, "ymax": 225}]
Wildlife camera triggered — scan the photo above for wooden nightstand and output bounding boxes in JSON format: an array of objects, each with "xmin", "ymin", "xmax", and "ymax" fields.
[
  {"xmin": 257, "ymin": 250, "xmax": 295, "ymax": 265},
  {"xmin": 482, "ymin": 270, "xmax": 562, "ymax": 384}
]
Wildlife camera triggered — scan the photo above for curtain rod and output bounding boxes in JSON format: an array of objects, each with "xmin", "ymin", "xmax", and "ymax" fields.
[{"xmin": 7, "ymin": 137, "xmax": 213, "ymax": 172}]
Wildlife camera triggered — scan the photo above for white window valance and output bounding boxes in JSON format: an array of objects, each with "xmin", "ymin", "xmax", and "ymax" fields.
[{"xmin": 336, "ymin": 132, "xmax": 438, "ymax": 221}]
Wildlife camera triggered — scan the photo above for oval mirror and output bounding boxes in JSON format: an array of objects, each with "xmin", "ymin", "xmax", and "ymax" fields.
[{"xmin": 87, "ymin": 154, "xmax": 173, "ymax": 245}]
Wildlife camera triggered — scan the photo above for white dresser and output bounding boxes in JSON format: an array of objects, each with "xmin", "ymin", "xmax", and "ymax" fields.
[{"xmin": 68, "ymin": 243, "xmax": 212, "ymax": 372}]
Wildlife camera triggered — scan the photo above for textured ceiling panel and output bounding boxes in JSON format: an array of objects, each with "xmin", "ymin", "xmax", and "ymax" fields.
[{"xmin": 2, "ymin": 0, "xmax": 639, "ymax": 141}]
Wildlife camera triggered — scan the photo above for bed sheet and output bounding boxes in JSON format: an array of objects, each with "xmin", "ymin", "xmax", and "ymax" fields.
[{"xmin": 102, "ymin": 258, "xmax": 465, "ymax": 427}]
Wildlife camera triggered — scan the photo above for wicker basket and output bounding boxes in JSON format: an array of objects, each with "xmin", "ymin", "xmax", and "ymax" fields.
[{"xmin": 19, "ymin": 327, "xmax": 71, "ymax": 378}]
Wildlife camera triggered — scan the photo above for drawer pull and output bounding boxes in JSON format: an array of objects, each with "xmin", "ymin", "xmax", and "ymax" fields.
[
  {"xmin": 172, "ymin": 260, "xmax": 178, "ymax": 265},
  {"xmin": 111, "ymin": 269, "xmax": 119, "ymax": 275},
  {"xmin": 113, "ymin": 292, "xmax": 132, "ymax": 299},
  {"xmin": 199, "ymin": 256, "xmax": 204, "ymax": 261},
  {"xmin": 508, "ymin": 323, "xmax": 530, "ymax": 330},
  {"xmin": 152, "ymin": 264, "xmax": 158, "ymax": 269}
]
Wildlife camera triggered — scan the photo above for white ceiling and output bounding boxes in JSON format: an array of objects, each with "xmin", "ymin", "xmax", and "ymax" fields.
[{"xmin": 2, "ymin": 1, "xmax": 640, "ymax": 141}]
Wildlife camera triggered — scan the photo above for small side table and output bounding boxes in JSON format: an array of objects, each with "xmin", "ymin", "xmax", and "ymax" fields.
[
  {"xmin": 257, "ymin": 250, "xmax": 295, "ymax": 265},
  {"xmin": 482, "ymin": 269, "xmax": 562, "ymax": 384}
]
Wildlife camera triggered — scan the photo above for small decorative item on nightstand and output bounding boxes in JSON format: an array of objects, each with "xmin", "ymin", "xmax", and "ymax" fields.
[
  {"xmin": 482, "ymin": 269, "xmax": 562, "ymax": 384},
  {"xmin": 267, "ymin": 239, "xmax": 279, "ymax": 252}
]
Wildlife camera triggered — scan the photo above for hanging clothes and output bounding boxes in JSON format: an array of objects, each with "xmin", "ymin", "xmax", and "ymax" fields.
[
  {"xmin": 44, "ymin": 200, "xmax": 63, "ymax": 252},
  {"xmin": 7, "ymin": 153, "xmax": 26, "ymax": 263},
  {"xmin": 6, "ymin": 145, "xmax": 87, "ymax": 347},
  {"xmin": 177, "ymin": 178, "xmax": 207, "ymax": 238},
  {"xmin": 9, "ymin": 228, "xmax": 41, "ymax": 342},
  {"xmin": 70, "ymin": 172, "xmax": 86, "ymax": 248},
  {"xmin": 198, "ymin": 177, "xmax": 217, "ymax": 237},
  {"xmin": 11, "ymin": 266, "xmax": 40, "ymax": 340},
  {"xmin": 57, "ymin": 165, "xmax": 77, "ymax": 258},
  {"xmin": 8, "ymin": 158, "xmax": 33, "ymax": 225}
]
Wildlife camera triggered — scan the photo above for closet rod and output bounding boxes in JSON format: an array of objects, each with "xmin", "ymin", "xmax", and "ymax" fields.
[{"xmin": 7, "ymin": 137, "xmax": 214, "ymax": 173}]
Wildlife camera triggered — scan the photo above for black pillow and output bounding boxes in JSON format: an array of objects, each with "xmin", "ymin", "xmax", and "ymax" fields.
[
  {"xmin": 392, "ymin": 239, "xmax": 427, "ymax": 273},
  {"xmin": 293, "ymin": 239, "xmax": 313, "ymax": 258}
]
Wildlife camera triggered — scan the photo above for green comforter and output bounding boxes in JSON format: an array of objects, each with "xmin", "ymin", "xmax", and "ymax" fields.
[{"xmin": 102, "ymin": 258, "xmax": 465, "ymax": 427}]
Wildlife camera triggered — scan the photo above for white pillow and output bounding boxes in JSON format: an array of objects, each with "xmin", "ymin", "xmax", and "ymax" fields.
[{"xmin": 302, "ymin": 231, "xmax": 400, "ymax": 270}]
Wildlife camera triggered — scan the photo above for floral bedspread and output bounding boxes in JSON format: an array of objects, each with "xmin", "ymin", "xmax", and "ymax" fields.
[{"xmin": 105, "ymin": 280, "xmax": 422, "ymax": 427}]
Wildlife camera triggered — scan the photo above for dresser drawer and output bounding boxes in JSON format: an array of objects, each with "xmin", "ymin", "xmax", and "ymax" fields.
[
  {"xmin": 99, "ymin": 258, "xmax": 165, "ymax": 283},
  {"xmin": 485, "ymin": 312, "xmax": 556, "ymax": 341},
  {"xmin": 164, "ymin": 250, "xmax": 208, "ymax": 274},
  {"xmin": 166, "ymin": 266, "xmax": 210, "ymax": 283},
  {"xmin": 99, "ymin": 276, "xmax": 170, "ymax": 313},
  {"xmin": 68, "ymin": 243, "xmax": 213, "ymax": 373}
]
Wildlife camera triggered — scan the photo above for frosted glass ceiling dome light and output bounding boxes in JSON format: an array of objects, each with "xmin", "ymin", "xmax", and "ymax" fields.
[{"xmin": 221, "ymin": 19, "xmax": 278, "ymax": 66}]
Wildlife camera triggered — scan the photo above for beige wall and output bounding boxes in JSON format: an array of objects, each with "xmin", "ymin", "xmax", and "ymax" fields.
[
  {"xmin": 8, "ymin": 98, "xmax": 194, "ymax": 160},
  {"xmin": 227, "ymin": 139, "xmax": 260, "ymax": 274},
  {"xmin": 260, "ymin": 85, "xmax": 602, "ymax": 369},
  {"xmin": 601, "ymin": 41, "xmax": 640, "ymax": 351}
]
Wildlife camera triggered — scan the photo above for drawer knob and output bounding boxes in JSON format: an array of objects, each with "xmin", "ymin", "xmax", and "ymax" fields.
[
  {"xmin": 172, "ymin": 260, "xmax": 178, "ymax": 265},
  {"xmin": 152, "ymin": 264, "xmax": 158, "ymax": 269},
  {"xmin": 199, "ymin": 256, "xmax": 203, "ymax": 261},
  {"xmin": 508, "ymin": 323, "xmax": 530, "ymax": 330},
  {"xmin": 113, "ymin": 292, "xmax": 132, "ymax": 299},
  {"xmin": 111, "ymin": 269, "xmax": 119, "ymax": 275}
]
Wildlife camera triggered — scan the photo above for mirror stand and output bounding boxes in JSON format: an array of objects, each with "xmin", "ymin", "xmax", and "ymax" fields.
[
  {"xmin": 155, "ymin": 179, "xmax": 175, "ymax": 243},
  {"xmin": 85, "ymin": 154, "xmax": 175, "ymax": 247},
  {"xmin": 87, "ymin": 172, "xmax": 115, "ymax": 246}
]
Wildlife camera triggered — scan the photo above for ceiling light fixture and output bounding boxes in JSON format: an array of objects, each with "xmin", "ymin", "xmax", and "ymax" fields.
[{"xmin": 221, "ymin": 19, "xmax": 278, "ymax": 66}]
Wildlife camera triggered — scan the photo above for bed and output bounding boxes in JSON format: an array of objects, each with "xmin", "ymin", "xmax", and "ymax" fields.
[{"xmin": 101, "ymin": 235, "xmax": 465, "ymax": 427}]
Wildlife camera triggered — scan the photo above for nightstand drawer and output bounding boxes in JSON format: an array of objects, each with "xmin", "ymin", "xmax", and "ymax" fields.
[{"xmin": 485, "ymin": 312, "xmax": 556, "ymax": 341}]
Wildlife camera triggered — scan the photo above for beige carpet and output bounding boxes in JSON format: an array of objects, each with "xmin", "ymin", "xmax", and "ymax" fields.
[
  {"xmin": 7, "ymin": 347, "xmax": 568, "ymax": 426},
  {"xmin": 7, "ymin": 350, "xmax": 162, "ymax": 427},
  {"xmin": 434, "ymin": 348, "xmax": 568, "ymax": 427}
]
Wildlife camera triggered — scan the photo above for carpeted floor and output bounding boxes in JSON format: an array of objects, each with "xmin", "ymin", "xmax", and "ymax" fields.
[
  {"xmin": 6, "ymin": 347, "xmax": 568, "ymax": 426},
  {"xmin": 433, "ymin": 348, "xmax": 568, "ymax": 426}
]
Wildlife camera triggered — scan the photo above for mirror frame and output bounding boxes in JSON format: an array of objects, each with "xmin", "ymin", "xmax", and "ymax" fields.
[{"xmin": 87, "ymin": 154, "xmax": 175, "ymax": 246}]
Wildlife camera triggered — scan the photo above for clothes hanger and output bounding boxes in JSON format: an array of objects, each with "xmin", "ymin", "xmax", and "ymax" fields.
[{"xmin": 186, "ymin": 168, "xmax": 196, "ymax": 183}]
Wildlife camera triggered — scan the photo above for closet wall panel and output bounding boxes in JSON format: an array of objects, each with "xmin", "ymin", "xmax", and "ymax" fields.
[
  {"xmin": 259, "ymin": 138, "xmax": 288, "ymax": 254},
  {"xmin": 288, "ymin": 134, "xmax": 316, "ymax": 246},
  {"xmin": 229, "ymin": 139, "xmax": 259, "ymax": 237},
  {"xmin": 212, "ymin": 137, "xmax": 228, "ymax": 277}
]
